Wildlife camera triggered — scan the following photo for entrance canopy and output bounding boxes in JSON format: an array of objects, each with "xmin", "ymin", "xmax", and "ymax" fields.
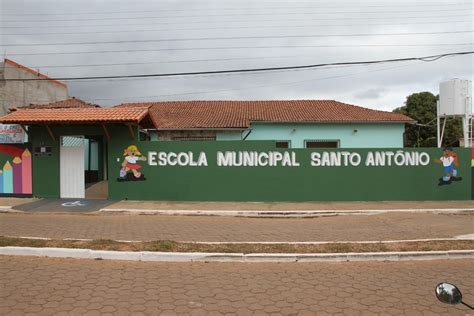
[
  {"xmin": 0, "ymin": 107, "xmax": 156, "ymax": 140},
  {"xmin": 0, "ymin": 107, "xmax": 152, "ymax": 126}
]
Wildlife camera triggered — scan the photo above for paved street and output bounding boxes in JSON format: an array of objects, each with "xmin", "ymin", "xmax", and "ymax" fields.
[
  {"xmin": 0, "ymin": 212, "xmax": 473, "ymax": 242},
  {"xmin": 0, "ymin": 256, "xmax": 472, "ymax": 315}
]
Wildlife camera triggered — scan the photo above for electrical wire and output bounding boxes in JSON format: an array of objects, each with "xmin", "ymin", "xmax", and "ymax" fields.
[
  {"xmin": 84, "ymin": 60, "xmax": 425, "ymax": 102},
  {"xmin": 3, "ymin": 51, "xmax": 472, "ymax": 82},
  {"xmin": 2, "ymin": 2, "xmax": 471, "ymax": 15},
  {"xmin": 82, "ymin": 64, "xmax": 422, "ymax": 101},
  {"xmin": 3, "ymin": 8, "xmax": 472, "ymax": 23},
  {"xmin": 4, "ymin": 43, "xmax": 473, "ymax": 57},
  {"xmin": 1, "ymin": 20, "xmax": 472, "ymax": 36},
  {"xmin": 13, "ymin": 46, "xmax": 474, "ymax": 70},
  {"xmin": 1, "ymin": 14, "xmax": 471, "ymax": 29},
  {"xmin": 2, "ymin": 31, "xmax": 472, "ymax": 47},
  {"xmin": 4, "ymin": 57, "xmax": 383, "ymax": 69},
  {"xmin": 414, "ymin": 117, "xmax": 439, "ymax": 127}
]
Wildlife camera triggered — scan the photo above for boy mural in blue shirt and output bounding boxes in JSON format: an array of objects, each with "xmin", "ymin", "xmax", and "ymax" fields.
[
  {"xmin": 434, "ymin": 147, "xmax": 460, "ymax": 185},
  {"xmin": 450, "ymin": 149, "xmax": 459, "ymax": 178}
]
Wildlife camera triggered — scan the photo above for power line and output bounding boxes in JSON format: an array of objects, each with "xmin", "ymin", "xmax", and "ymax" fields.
[
  {"xmin": 11, "ymin": 47, "xmax": 474, "ymax": 70},
  {"xmin": 1, "ymin": 14, "xmax": 471, "ymax": 29},
  {"xmin": 3, "ymin": 8, "xmax": 471, "ymax": 23},
  {"xmin": 85, "ymin": 61, "xmax": 426, "ymax": 102},
  {"xmin": 6, "ymin": 43, "xmax": 472, "ymax": 57},
  {"xmin": 3, "ymin": 2, "xmax": 471, "ymax": 15},
  {"xmin": 6, "ymin": 57, "xmax": 376, "ymax": 69},
  {"xmin": 3, "ymin": 51, "xmax": 472, "ymax": 82},
  {"xmin": 2, "ymin": 31, "xmax": 472, "ymax": 47},
  {"xmin": 23, "ymin": 49, "xmax": 458, "ymax": 69},
  {"xmin": 74, "ymin": 64, "xmax": 379, "ymax": 85},
  {"xmin": 1, "ymin": 20, "xmax": 472, "ymax": 37}
]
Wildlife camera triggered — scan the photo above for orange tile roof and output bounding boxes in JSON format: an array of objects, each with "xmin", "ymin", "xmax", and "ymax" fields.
[
  {"xmin": 10, "ymin": 97, "xmax": 99, "ymax": 111},
  {"xmin": 4, "ymin": 58, "xmax": 67, "ymax": 89},
  {"xmin": 0, "ymin": 107, "xmax": 150, "ymax": 125},
  {"xmin": 117, "ymin": 100, "xmax": 414, "ymax": 129}
]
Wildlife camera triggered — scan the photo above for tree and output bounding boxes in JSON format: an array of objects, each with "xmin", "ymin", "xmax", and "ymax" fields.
[{"xmin": 394, "ymin": 92, "xmax": 463, "ymax": 147}]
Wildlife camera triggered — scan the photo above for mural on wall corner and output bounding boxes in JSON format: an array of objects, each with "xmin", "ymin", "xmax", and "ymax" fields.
[
  {"xmin": 434, "ymin": 147, "xmax": 462, "ymax": 186},
  {"xmin": 118, "ymin": 145, "xmax": 147, "ymax": 182},
  {"xmin": 0, "ymin": 145, "xmax": 32, "ymax": 195}
]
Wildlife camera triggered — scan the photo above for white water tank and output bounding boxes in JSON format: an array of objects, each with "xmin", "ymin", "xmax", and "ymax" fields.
[{"xmin": 439, "ymin": 79, "xmax": 472, "ymax": 116}]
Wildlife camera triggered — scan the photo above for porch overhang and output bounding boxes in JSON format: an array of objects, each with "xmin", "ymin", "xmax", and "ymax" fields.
[
  {"xmin": 0, "ymin": 107, "xmax": 156, "ymax": 131},
  {"xmin": 0, "ymin": 107, "xmax": 157, "ymax": 142}
]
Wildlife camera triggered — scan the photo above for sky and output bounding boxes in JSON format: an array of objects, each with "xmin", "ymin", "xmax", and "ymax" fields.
[{"xmin": 0, "ymin": 0, "xmax": 473, "ymax": 111}]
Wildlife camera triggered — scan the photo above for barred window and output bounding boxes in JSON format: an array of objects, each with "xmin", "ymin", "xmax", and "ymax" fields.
[{"xmin": 305, "ymin": 140, "xmax": 339, "ymax": 148}]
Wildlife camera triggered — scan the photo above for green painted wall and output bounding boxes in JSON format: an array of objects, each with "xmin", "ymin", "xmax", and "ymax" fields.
[
  {"xmin": 29, "ymin": 125, "xmax": 109, "ymax": 198},
  {"xmin": 27, "ymin": 124, "xmax": 472, "ymax": 201},
  {"xmin": 108, "ymin": 140, "xmax": 472, "ymax": 202},
  {"xmin": 29, "ymin": 126, "xmax": 60, "ymax": 198}
]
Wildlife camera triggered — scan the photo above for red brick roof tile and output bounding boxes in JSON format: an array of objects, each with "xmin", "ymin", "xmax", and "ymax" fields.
[
  {"xmin": 0, "ymin": 107, "xmax": 150, "ymax": 125},
  {"xmin": 117, "ymin": 100, "xmax": 414, "ymax": 129}
]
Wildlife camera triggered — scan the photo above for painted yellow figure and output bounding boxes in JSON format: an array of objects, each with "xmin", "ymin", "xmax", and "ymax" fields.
[{"xmin": 122, "ymin": 145, "xmax": 147, "ymax": 179}]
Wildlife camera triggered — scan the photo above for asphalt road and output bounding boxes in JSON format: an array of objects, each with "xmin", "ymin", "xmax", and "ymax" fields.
[{"xmin": 1, "ymin": 256, "xmax": 472, "ymax": 315}]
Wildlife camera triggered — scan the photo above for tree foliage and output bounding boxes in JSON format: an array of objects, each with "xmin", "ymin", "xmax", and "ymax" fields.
[{"xmin": 394, "ymin": 92, "xmax": 463, "ymax": 147}]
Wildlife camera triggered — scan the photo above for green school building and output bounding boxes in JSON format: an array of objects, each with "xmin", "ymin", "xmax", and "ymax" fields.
[{"xmin": 0, "ymin": 99, "xmax": 472, "ymax": 201}]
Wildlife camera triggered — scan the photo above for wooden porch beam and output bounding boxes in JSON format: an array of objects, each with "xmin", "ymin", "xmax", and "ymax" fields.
[
  {"xmin": 20, "ymin": 125, "xmax": 30, "ymax": 136},
  {"xmin": 127, "ymin": 124, "xmax": 136, "ymax": 140},
  {"xmin": 44, "ymin": 125, "xmax": 56, "ymax": 141},
  {"xmin": 101, "ymin": 124, "xmax": 111, "ymax": 141}
]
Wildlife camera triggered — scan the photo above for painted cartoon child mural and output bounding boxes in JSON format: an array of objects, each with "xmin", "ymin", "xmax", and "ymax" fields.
[
  {"xmin": 118, "ymin": 145, "xmax": 147, "ymax": 181},
  {"xmin": 434, "ymin": 147, "xmax": 462, "ymax": 185},
  {"xmin": 450, "ymin": 149, "xmax": 459, "ymax": 177}
]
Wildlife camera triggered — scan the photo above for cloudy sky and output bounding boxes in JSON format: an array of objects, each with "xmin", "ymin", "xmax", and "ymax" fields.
[{"xmin": 1, "ymin": 0, "xmax": 472, "ymax": 110}]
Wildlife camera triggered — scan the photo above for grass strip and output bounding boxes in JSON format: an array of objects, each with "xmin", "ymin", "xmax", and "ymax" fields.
[{"xmin": 0, "ymin": 236, "xmax": 473, "ymax": 253}]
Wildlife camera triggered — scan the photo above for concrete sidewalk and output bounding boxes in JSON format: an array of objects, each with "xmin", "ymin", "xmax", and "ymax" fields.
[
  {"xmin": 99, "ymin": 200, "xmax": 474, "ymax": 217},
  {"xmin": 0, "ymin": 197, "xmax": 38, "ymax": 209},
  {"xmin": 106, "ymin": 199, "xmax": 474, "ymax": 212},
  {"xmin": 2, "ymin": 198, "xmax": 474, "ymax": 217}
]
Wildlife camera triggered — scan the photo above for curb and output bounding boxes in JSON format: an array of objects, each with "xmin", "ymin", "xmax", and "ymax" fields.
[
  {"xmin": 98, "ymin": 208, "xmax": 474, "ymax": 217},
  {"xmin": 0, "ymin": 247, "xmax": 473, "ymax": 262},
  {"xmin": 2, "ymin": 206, "xmax": 473, "ymax": 217}
]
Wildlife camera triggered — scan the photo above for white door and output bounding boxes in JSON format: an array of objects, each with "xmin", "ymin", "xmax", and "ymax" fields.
[{"xmin": 60, "ymin": 136, "xmax": 85, "ymax": 198}]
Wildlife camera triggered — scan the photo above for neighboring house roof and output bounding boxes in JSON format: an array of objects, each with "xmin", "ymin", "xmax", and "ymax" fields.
[
  {"xmin": 9, "ymin": 97, "xmax": 99, "ymax": 111},
  {"xmin": 116, "ymin": 100, "xmax": 414, "ymax": 129},
  {"xmin": 3, "ymin": 58, "xmax": 67, "ymax": 89},
  {"xmin": 0, "ymin": 107, "xmax": 151, "ymax": 126}
]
